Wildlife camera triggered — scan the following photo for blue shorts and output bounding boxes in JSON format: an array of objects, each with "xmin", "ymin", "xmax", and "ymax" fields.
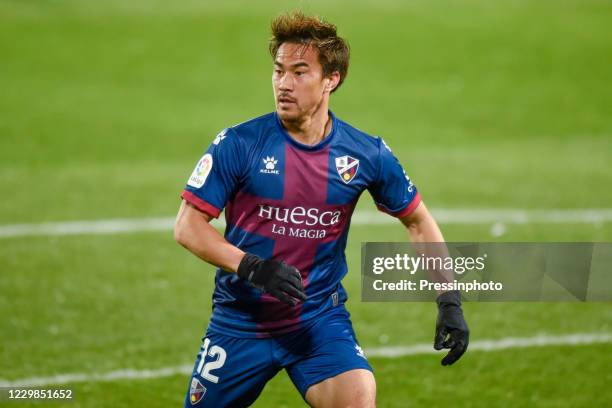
[{"xmin": 183, "ymin": 306, "xmax": 372, "ymax": 407}]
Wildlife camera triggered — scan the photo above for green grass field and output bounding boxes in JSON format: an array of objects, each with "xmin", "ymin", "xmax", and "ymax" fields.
[{"xmin": 1, "ymin": 0, "xmax": 611, "ymax": 406}]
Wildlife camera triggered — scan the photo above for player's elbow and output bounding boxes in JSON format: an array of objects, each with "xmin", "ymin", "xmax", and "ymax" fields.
[
  {"xmin": 400, "ymin": 203, "xmax": 427, "ymax": 229},
  {"xmin": 174, "ymin": 218, "xmax": 191, "ymax": 248}
]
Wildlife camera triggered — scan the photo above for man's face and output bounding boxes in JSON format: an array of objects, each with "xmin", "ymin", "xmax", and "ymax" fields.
[{"xmin": 272, "ymin": 42, "xmax": 329, "ymax": 122}]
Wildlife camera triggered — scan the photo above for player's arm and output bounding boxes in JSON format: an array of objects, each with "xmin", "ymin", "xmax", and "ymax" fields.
[
  {"xmin": 399, "ymin": 200, "xmax": 444, "ymax": 243},
  {"xmin": 399, "ymin": 200, "xmax": 454, "ymax": 295},
  {"xmin": 399, "ymin": 200, "xmax": 451, "ymax": 285},
  {"xmin": 174, "ymin": 200, "xmax": 306, "ymax": 305},
  {"xmin": 399, "ymin": 202, "xmax": 469, "ymax": 366},
  {"xmin": 175, "ymin": 199, "xmax": 244, "ymax": 272}
]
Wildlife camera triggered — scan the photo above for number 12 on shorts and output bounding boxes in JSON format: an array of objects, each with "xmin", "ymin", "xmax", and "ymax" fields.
[{"xmin": 195, "ymin": 338, "xmax": 227, "ymax": 384}]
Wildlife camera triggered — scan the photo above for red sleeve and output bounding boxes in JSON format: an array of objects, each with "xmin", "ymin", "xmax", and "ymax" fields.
[
  {"xmin": 376, "ymin": 192, "xmax": 422, "ymax": 218},
  {"xmin": 181, "ymin": 190, "xmax": 222, "ymax": 218}
]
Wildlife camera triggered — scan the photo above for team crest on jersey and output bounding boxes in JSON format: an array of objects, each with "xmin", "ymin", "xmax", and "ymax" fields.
[
  {"xmin": 188, "ymin": 153, "xmax": 213, "ymax": 188},
  {"xmin": 335, "ymin": 155, "xmax": 359, "ymax": 184},
  {"xmin": 189, "ymin": 377, "xmax": 206, "ymax": 405}
]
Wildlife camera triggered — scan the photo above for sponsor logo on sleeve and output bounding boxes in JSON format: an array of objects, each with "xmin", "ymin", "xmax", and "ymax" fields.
[
  {"xmin": 355, "ymin": 344, "xmax": 367, "ymax": 359},
  {"xmin": 402, "ymin": 169, "xmax": 415, "ymax": 193},
  {"xmin": 213, "ymin": 129, "xmax": 227, "ymax": 145},
  {"xmin": 187, "ymin": 153, "xmax": 213, "ymax": 188}
]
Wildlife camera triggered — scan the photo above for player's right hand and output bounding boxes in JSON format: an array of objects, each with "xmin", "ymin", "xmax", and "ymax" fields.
[
  {"xmin": 434, "ymin": 290, "xmax": 469, "ymax": 366},
  {"xmin": 237, "ymin": 253, "xmax": 307, "ymax": 306}
]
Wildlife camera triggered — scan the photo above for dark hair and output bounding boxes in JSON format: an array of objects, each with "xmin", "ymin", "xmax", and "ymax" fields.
[{"xmin": 269, "ymin": 12, "xmax": 350, "ymax": 92}]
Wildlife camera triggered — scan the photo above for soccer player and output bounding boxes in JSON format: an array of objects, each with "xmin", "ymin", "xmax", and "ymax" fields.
[{"xmin": 174, "ymin": 12, "xmax": 469, "ymax": 407}]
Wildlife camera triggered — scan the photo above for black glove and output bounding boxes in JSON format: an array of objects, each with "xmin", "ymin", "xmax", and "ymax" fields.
[
  {"xmin": 237, "ymin": 253, "xmax": 307, "ymax": 306},
  {"xmin": 434, "ymin": 290, "xmax": 469, "ymax": 366}
]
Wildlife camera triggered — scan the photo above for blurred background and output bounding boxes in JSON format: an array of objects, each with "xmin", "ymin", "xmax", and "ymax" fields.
[{"xmin": 1, "ymin": 0, "xmax": 611, "ymax": 406}]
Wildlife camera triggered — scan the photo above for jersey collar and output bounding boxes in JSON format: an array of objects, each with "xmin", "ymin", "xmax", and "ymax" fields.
[{"xmin": 274, "ymin": 110, "xmax": 338, "ymax": 151}]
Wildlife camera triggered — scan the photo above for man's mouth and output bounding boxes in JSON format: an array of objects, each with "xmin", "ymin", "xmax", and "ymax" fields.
[{"xmin": 278, "ymin": 96, "xmax": 296, "ymax": 104}]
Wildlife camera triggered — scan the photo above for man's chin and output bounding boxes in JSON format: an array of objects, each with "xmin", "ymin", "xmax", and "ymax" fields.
[{"xmin": 275, "ymin": 107, "xmax": 300, "ymax": 121}]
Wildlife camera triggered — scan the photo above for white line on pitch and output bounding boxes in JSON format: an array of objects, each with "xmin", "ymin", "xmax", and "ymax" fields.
[
  {"xmin": 365, "ymin": 332, "xmax": 612, "ymax": 357},
  {"xmin": 0, "ymin": 217, "xmax": 174, "ymax": 239},
  {"xmin": 1, "ymin": 208, "xmax": 612, "ymax": 239},
  {"xmin": 0, "ymin": 332, "xmax": 610, "ymax": 387}
]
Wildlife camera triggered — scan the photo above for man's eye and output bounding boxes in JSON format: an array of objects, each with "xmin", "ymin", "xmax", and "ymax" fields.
[
  {"xmin": 274, "ymin": 69, "xmax": 282, "ymax": 74},
  {"xmin": 295, "ymin": 71, "xmax": 305, "ymax": 76}
]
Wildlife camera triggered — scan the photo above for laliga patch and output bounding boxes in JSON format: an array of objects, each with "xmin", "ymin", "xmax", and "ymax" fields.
[
  {"xmin": 335, "ymin": 155, "xmax": 359, "ymax": 184},
  {"xmin": 188, "ymin": 153, "xmax": 213, "ymax": 188},
  {"xmin": 189, "ymin": 377, "xmax": 207, "ymax": 405}
]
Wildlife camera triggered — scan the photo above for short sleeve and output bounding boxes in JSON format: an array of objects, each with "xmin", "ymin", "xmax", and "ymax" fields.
[
  {"xmin": 368, "ymin": 138, "xmax": 421, "ymax": 218},
  {"xmin": 181, "ymin": 128, "xmax": 246, "ymax": 218}
]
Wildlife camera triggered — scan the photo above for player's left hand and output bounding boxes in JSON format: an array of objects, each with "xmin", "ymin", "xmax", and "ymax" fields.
[{"xmin": 434, "ymin": 290, "xmax": 469, "ymax": 366}]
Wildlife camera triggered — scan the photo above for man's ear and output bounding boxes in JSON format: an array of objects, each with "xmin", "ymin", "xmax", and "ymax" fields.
[{"xmin": 325, "ymin": 71, "xmax": 341, "ymax": 93}]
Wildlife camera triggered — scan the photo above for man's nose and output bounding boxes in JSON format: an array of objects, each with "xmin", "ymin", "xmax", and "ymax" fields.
[{"xmin": 278, "ymin": 72, "xmax": 293, "ymax": 91}]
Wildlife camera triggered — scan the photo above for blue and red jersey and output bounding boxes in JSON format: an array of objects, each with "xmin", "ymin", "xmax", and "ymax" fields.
[{"xmin": 181, "ymin": 111, "xmax": 420, "ymax": 337}]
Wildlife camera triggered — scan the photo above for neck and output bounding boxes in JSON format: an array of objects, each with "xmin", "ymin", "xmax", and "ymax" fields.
[{"xmin": 281, "ymin": 102, "xmax": 332, "ymax": 146}]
